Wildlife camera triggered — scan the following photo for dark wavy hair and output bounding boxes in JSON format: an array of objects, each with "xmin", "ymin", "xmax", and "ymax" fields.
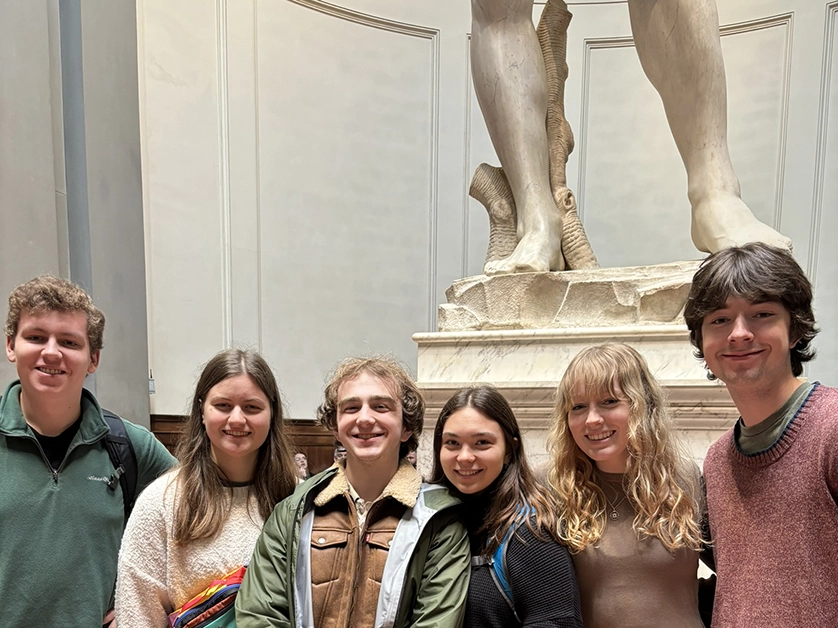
[
  {"xmin": 684, "ymin": 243, "xmax": 818, "ymax": 377},
  {"xmin": 173, "ymin": 349, "xmax": 297, "ymax": 544},
  {"xmin": 316, "ymin": 355, "xmax": 424, "ymax": 458},
  {"xmin": 430, "ymin": 386, "xmax": 560, "ymax": 555}
]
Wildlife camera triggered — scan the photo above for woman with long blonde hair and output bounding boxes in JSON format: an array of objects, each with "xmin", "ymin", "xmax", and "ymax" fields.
[{"xmin": 549, "ymin": 343, "xmax": 713, "ymax": 627}]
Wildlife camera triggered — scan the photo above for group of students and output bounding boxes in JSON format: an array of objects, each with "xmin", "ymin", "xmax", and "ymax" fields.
[{"xmin": 1, "ymin": 241, "xmax": 835, "ymax": 628}]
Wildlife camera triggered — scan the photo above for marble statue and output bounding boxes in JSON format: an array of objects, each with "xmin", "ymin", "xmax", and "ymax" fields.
[{"xmin": 471, "ymin": 0, "xmax": 792, "ymax": 275}]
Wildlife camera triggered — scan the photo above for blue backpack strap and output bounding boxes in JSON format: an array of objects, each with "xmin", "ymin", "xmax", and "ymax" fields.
[
  {"xmin": 102, "ymin": 410, "xmax": 138, "ymax": 522},
  {"xmin": 487, "ymin": 505, "xmax": 536, "ymax": 621},
  {"xmin": 489, "ymin": 524, "xmax": 520, "ymax": 621}
]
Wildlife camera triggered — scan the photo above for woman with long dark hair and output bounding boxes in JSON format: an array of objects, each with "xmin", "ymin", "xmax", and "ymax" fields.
[
  {"xmin": 115, "ymin": 349, "xmax": 297, "ymax": 627},
  {"xmin": 549, "ymin": 342, "xmax": 713, "ymax": 627},
  {"xmin": 431, "ymin": 385, "xmax": 582, "ymax": 628}
]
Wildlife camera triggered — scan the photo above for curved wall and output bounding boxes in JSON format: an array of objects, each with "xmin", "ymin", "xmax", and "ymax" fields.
[{"xmin": 136, "ymin": 0, "xmax": 838, "ymax": 417}]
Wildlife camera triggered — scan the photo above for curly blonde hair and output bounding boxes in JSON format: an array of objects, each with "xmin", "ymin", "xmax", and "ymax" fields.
[{"xmin": 548, "ymin": 343, "xmax": 703, "ymax": 553}]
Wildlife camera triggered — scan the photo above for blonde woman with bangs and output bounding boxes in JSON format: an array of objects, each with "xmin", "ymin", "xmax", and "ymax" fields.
[{"xmin": 549, "ymin": 343, "xmax": 714, "ymax": 627}]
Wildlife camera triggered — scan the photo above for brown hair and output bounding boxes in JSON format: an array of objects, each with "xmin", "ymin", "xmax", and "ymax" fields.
[
  {"xmin": 549, "ymin": 343, "xmax": 704, "ymax": 553},
  {"xmin": 430, "ymin": 386, "xmax": 560, "ymax": 555},
  {"xmin": 684, "ymin": 243, "xmax": 818, "ymax": 377},
  {"xmin": 173, "ymin": 349, "xmax": 297, "ymax": 544},
  {"xmin": 5, "ymin": 275, "xmax": 105, "ymax": 352},
  {"xmin": 316, "ymin": 355, "xmax": 423, "ymax": 458}
]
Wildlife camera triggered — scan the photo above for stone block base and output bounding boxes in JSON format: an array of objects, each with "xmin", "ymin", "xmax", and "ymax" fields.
[{"xmin": 439, "ymin": 261, "xmax": 701, "ymax": 332}]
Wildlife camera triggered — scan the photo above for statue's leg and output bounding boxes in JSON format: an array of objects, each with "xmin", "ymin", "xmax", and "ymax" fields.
[
  {"xmin": 627, "ymin": 0, "xmax": 792, "ymax": 253},
  {"xmin": 472, "ymin": 0, "xmax": 564, "ymax": 274}
]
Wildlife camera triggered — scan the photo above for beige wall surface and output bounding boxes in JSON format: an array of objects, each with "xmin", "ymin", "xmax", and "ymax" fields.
[
  {"xmin": 1, "ymin": 0, "xmax": 152, "ymax": 425},
  {"xmin": 0, "ymin": 0, "xmax": 64, "ymax": 385},
  {"xmin": 138, "ymin": 0, "xmax": 838, "ymax": 418}
]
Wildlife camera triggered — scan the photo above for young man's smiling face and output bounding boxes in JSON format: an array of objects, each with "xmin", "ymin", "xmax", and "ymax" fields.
[
  {"xmin": 334, "ymin": 371, "xmax": 411, "ymax": 468},
  {"xmin": 701, "ymin": 296, "xmax": 796, "ymax": 393},
  {"xmin": 6, "ymin": 309, "xmax": 99, "ymax": 400}
]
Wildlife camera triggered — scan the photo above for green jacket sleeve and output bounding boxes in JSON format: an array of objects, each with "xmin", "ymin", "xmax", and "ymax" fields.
[
  {"xmin": 406, "ymin": 514, "xmax": 470, "ymax": 628},
  {"xmin": 123, "ymin": 421, "xmax": 177, "ymax": 492},
  {"xmin": 236, "ymin": 498, "xmax": 294, "ymax": 628}
]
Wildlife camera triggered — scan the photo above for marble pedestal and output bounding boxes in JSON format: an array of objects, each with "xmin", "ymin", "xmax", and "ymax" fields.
[{"xmin": 412, "ymin": 323, "xmax": 738, "ymax": 478}]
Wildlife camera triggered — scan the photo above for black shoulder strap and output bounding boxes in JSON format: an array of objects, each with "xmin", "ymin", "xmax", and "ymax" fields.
[{"xmin": 102, "ymin": 410, "xmax": 139, "ymax": 522}]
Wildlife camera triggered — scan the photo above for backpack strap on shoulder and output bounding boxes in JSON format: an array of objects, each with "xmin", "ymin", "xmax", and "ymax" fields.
[
  {"xmin": 470, "ymin": 524, "xmax": 520, "ymax": 622},
  {"xmin": 102, "ymin": 410, "xmax": 139, "ymax": 522},
  {"xmin": 490, "ymin": 524, "xmax": 520, "ymax": 622},
  {"xmin": 481, "ymin": 505, "xmax": 536, "ymax": 622}
]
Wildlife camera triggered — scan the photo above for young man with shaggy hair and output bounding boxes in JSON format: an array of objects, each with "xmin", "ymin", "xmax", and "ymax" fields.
[
  {"xmin": 237, "ymin": 356, "xmax": 470, "ymax": 628},
  {"xmin": 684, "ymin": 243, "xmax": 838, "ymax": 627},
  {"xmin": 1, "ymin": 275, "xmax": 175, "ymax": 627}
]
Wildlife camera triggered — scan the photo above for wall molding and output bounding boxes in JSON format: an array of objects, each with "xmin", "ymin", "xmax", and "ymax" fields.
[
  {"xmin": 217, "ymin": 0, "xmax": 233, "ymax": 347},
  {"xmin": 462, "ymin": 33, "xmax": 473, "ymax": 280},
  {"xmin": 284, "ymin": 0, "xmax": 441, "ymax": 332},
  {"xmin": 721, "ymin": 13, "xmax": 794, "ymax": 232},
  {"xmin": 576, "ymin": 12, "xmax": 793, "ymax": 229},
  {"xmin": 136, "ymin": 0, "xmax": 157, "ymax": 374},
  {"xmin": 577, "ymin": 34, "xmax": 634, "ymax": 219},
  {"xmin": 254, "ymin": 0, "xmax": 265, "ymax": 351},
  {"xmin": 428, "ymin": 29, "xmax": 441, "ymax": 332},
  {"xmin": 286, "ymin": 0, "xmax": 437, "ymax": 38},
  {"xmin": 809, "ymin": 1, "xmax": 838, "ymax": 283}
]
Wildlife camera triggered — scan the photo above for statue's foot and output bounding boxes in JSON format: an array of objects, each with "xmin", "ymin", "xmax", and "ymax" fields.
[
  {"xmin": 691, "ymin": 193, "xmax": 792, "ymax": 254},
  {"xmin": 484, "ymin": 223, "xmax": 564, "ymax": 275}
]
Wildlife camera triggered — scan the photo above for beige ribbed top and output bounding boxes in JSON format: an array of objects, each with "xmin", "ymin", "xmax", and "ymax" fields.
[{"xmin": 571, "ymin": 472, "xmax": 705, "ymax": 628}]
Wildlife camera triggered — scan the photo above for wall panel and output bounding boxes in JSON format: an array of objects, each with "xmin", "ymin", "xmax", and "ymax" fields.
[
  {"xmin": 255, "ymin": 1, "xmax": 438, "ymax": 415},
  {"xmin": 140, "ymin": 0, "xmax": 226, "ymax": 412},
  {"xmin": 811, "ymin": 2, "xmax": 838, "ymax": 384},
  {"xmin": 0, "ymin": 0, "xmax": 62, "ymax": 385}
]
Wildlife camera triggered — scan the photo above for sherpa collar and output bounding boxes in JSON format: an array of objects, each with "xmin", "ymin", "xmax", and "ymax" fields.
[{"xmin": 314, "ymin": 458, "xmax": 421, "ymax": 508}]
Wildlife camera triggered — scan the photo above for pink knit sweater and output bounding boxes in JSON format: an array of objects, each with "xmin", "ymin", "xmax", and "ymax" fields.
[{"xmin": 704, "ymin": 384, "xmax": 838, "ymax": 627}]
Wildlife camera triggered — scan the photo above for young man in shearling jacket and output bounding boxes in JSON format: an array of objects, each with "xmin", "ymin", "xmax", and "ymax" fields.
[{"xmin": 237, "ymin": 355, "xmax": 470, "ymax": 628}]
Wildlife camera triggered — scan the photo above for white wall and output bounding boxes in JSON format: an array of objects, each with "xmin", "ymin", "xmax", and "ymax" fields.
[
  {"xmin": 138, "ymin": 0, "xmax": 838, "ymax": 418},
  {"xmin": 0, "ymin": 0, "xmax": 64, "ymax": 386},
  {"xmin": 1, "ymin": 0, "xmax": 152, "ymax": 425}
]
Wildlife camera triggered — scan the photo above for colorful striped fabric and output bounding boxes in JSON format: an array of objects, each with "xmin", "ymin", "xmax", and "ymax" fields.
[{"xmin": 168, "ymin": 564, "xmax": 247, "ymax": 628}]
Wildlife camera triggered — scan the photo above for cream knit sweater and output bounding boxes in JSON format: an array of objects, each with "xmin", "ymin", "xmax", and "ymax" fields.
[{"xmin": 115, "ymin": 469, "xmax": 265, "ymax": 627}]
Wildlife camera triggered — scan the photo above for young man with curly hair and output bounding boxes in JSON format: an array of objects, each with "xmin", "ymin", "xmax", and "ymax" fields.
[
  {"xmin": 684, "ymin": 243, "xmax": 838, "ymax": 627},
  {"xmin": 237, "ymin": 356, "xmax": 470, "ymax": 628},
  {"xmin": 1, "ymin": 275, "xmax": 175, "ymax": 627}
]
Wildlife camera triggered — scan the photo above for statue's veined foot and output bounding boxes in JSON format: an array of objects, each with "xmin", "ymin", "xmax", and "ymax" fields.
[
  {"xmin": 484, "ymin": 228, "xmax": 565, "ymax": 275},
  {"xmin": 691, "ymin": 194, "xmax": 793, "ymax": 254}
]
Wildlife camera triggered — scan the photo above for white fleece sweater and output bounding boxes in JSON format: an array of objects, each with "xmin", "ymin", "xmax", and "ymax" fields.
[{"xmin": 115, "ymin": 470, "xmax": 265, "ymax": 628}]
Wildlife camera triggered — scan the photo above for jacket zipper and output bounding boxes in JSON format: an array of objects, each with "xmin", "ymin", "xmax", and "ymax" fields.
[
  {"xmin": 346, "ymin": 497, "xmax": 369, "ymax": 627},
  {"xmin": 23, "ymin": 429, "xmax": 99, "ymax": 483},
  {"xmin": 28, "ymin": 436, "xmax": 59, "ymax": 483}
]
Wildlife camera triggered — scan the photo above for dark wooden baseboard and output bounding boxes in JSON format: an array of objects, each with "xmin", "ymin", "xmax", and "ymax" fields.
[{"xmin": 150, "ymin": 415, "xmax": 337, "ymax": 475}]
